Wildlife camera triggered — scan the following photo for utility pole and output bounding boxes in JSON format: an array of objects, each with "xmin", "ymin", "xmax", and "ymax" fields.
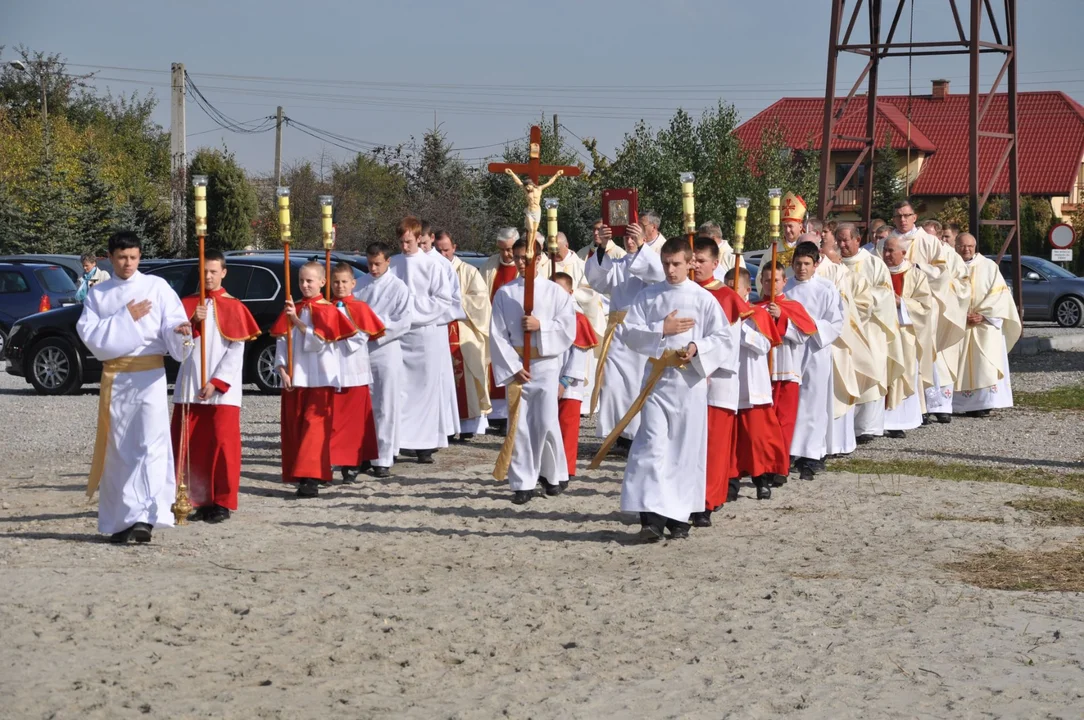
[
  {"xmin": 553, "ymin": 113, "xmax": 559, "ymax": 141},
  {"xmin": 170, "ymin": 63, "xmax": 187, "ymax": 257},
  {"xmin": 273, "ymin": 106, "xmax": 284, "ymax": 187}
]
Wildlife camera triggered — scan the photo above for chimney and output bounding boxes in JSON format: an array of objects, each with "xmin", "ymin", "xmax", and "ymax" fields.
[{"xmin": 932, "ymin": 79, "xmax": 950, "ymax": 101}]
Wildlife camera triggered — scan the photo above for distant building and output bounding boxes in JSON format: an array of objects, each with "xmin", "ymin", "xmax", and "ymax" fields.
[{"xmin": 733, "ymin": 80, "xmax": 1084, "ymax": 222}]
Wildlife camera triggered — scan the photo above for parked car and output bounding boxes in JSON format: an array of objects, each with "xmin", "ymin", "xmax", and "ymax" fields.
[
  {"xmin": 998, "ymin": 255, "xmax": 1084, "ymax": 327},
  {"xmin": 456, "ymin": 251, "xmax": 488, "ymax": 270},
  {"xmin": 4, "ymin": 256, "xmax": 366, "ymax": 395},
  {"xmin": 0, "ymin": 254, "xmax": 173, "ymax": 283},
  {"xmin": 224, "ymin": 249, "xmax": 369, "ymax": 274},
  {"xmin": 0, "ymin": 262, "xmax": 79, "ymax": 358}
]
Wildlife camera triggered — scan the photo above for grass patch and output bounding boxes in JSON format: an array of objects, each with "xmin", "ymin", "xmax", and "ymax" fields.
[
  {"xmin": 946, "ymin": 540, "xmax": 1084, "ymax": 592},
  {"xmin": 928, "ymin": 513, "xmax": 1005, "ymax": 524},
  {"xmin": 1008, "ymin": 498, "xmax": 1084, "ymax": 526},
  {"xmin": 827, "ymin": 458, "xmax": 1084, "ymax": 494},
  {"xmin": 1014, "ymin": 382, "xmax": 1084, "ymax": 412}
]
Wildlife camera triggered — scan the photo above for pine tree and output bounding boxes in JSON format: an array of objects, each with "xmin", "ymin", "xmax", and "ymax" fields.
[
  {"xmin": 186, "ymin": 147, "xmax": 258, "ymax": 255},
  {"xmin": 0, "ymin": 180, "xmax": 31, "ymax": 254},
  {"xmin": 27, "ymin": 144, "xmax": 80, "ymax": 254},
  {"xmin": 869, "ymin": 132, "xmax": 907, "ymax": 223},
  {"xmin": 75, "ymin": 147, "xmax": 117, "ymax": 250}
]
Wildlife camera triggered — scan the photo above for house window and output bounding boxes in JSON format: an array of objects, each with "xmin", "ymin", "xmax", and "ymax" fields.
[
  {"xmin": 835, "ymin": 163, "xmax": 867, "ymax": 189},
  {"xmin": 1076, "ymin": 162, "xmax": 1084, "ymax": 203}
]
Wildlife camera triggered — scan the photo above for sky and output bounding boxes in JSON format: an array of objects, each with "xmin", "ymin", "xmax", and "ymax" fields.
[{"xmin": 3, "ymin": 0, "xmax": 1083, "ymax": 177}]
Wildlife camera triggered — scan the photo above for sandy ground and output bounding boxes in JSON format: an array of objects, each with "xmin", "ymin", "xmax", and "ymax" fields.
[{"xmin": 1, "ymin": 365, "xmax": 1083, "ymax": 719}]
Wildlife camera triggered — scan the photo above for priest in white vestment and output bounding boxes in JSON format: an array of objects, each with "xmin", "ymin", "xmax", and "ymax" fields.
[
  {"xmin": 883, "ymin": 236, "xmax": 936, "ymax": 437},
  {"xmin": 490, "ymin": 240, "xmax": 577, "ymax": 503},
  {"xmin": 953, "ymin": 233, "xmax": 1021, "ymax": 416},
  {"xmin": 388, "ymin": 218, "xmax": 459, "ymax": 462},
  {"xmin": 783, "ymin": 240, "xmax": 844, "ymax": 480},
  {"xmin": 583, "ymin": 223, "xmax": 665, "ymax": 445},
  {"xmin": 837, "ymin": 223, "xmax": 904, "ymax": 441},
  {"xmin": 77, "ymin": 232, "xmax": 190, "ymax": 542},
  {"xmin": 613, "ymin": 239, "xmax": 733, "ymax": 542},
  {"xmin": 354, "ymin": 243, "xmax": 414, "ymax": 478},
  {"xmin": 435, "ymin": 232, "xmax": 491, "ymax": 438}
]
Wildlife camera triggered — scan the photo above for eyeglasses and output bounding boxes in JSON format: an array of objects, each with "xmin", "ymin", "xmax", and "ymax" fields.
[{"xmin": 894, "ymin": 212, "xmax": 915, "ymax": 219}]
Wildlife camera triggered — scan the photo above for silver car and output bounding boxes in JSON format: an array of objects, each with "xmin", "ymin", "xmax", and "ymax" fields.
[{"xmin": 998, "ymin": 255, "xmax": 1084, "ymax": 328}]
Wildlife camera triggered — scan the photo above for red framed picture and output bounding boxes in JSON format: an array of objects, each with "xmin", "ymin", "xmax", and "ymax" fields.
[{"xmin": 602, "ymin": 188, "xmax": 638, "ymax": 237}]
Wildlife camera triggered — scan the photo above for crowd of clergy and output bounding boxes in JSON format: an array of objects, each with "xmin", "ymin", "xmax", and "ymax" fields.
[{"xmin": 77, "ymin": 192, "xmax": 1021, "ymax": 544}]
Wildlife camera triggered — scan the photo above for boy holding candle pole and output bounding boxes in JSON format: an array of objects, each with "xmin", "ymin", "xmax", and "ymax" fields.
[
  {"xmin": 327, "ymin": 262, "xmax": 385, "ymax": 483},
  {"xmin": 272, "ymin": 261, "xmax": 357, "ymax": 498}
]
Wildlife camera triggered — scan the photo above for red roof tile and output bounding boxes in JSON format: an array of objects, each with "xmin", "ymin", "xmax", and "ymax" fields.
[{"xmin": 733, "ymin": 91, "xmax": 1084, "ymax": 197}]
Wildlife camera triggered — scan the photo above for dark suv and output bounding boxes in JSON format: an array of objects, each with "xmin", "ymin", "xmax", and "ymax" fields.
[
  {"xmin": 0, "ymin": 262, "xmax": 79, "ymax": 359},
  {"xmin": 4, "ymin": 255, "xmax": 366, "ymax": 395}
]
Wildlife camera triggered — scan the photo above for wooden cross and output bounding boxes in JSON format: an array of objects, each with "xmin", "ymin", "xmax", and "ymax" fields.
[{"xmin": 487, "ymin": 126, "xmax": 580, "ymax": 370}]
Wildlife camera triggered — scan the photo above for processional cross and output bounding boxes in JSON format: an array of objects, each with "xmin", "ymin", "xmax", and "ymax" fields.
[{"xmin": 487, "ymin": 126, "xmax": 580, "ymax": 369}]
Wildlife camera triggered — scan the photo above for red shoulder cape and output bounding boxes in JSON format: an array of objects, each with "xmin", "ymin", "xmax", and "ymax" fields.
[
  {"xmin": 182, "ymin": 288, "xmax": 261, "ymax": 342},
  {"xmin": 745, "ymin": 304, "xmax": 782, "ymax": 347},
  {"xmin": 270, "ymin": 296, "xmax": 358, "ymax": 342},
  {"xmin": 698, "ymin": 278, "xmax": 750, "ymax": 324},
  {"xmin": 573, "ymin": 312, "xmax": 599, "ymax": 350},
  {"xmin": 756, "ymin": 295, "xmax": 818, "ymax": 336},
  {"xmin": 334, "ymin": 296, "xmax": 386, "ymax": 340}
]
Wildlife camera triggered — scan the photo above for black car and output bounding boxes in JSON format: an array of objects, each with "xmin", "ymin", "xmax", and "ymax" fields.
[{"xmin": 4, "ymin": 255, "xmax": 366, "ymax": 395}]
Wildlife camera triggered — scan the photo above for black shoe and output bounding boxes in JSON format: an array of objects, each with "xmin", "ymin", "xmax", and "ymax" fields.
[
  {"xmin": 109, "ymin": 527, "xmax": 134, "ymax": 544},
  {"xmin": 886, "ymin": 429, "xmax": 905, "ymax": 439},
  {"xmin": 754, "ymin": 476, "xmax": 773, "ymax": 500},
  {"xmin": 667, "ymin": 524, "xmax": 691, "ymax": 540},
  {"xmin": 935, "ymin": 413, "xmax": 951, "ymax": 424},
  {"xmin": 967, "ymin": 409, "xmax": 991, "ymax": 418},
  {"xmin": 541, "ymin": 478, "xmax": 563, "ymax": 496},
  {"xmin": 726, "ymin": 484, "xmax": 740, "ymax": 503},
  {"xmin": 459, "ymin": 433, "xmax": 474, "ymax": 441},
  {"xmin": 186, "ymin": 507, "xmax": 208, "ymax": 523},
  {"xmin": 416, "ymin": 450, "xmax": 434, "ymax": 464},
  {"xmin": 490, "ymin": 420, "xmax": 508, "ymax": 436},
  {"xmin": 811, "ymin": 458, "xmax": 826, "ymax": 473},
  {"xmin": 360, "ymin": 460, "xmax": 372, "ymax": 472},
  {"xmin": 690, "ymin": 511, "xmax": 712, "ymax": 528},
  {"xmin": 638, "ymin": 524, "xmax": 664, "ymax": 543},
  {"xmin": 370, "ymin": 465, "xmax": 390, "ymax": 479},
  {"xmin": 205, "ymin": 506, "xmax": 231, "ymax": 524},
  {"xmin": 769, "ymin": 473, "xmax": 788, "ymax": 487},
  {"xmin": 799, "ymin": 467, "xmax": 815, "ymax": 482},
  {"xmin": 921, "ymin": 414, "xmax": 932, "ymax": 426},
  {"xmin": 511, "ymin": 490, "xmax": 533, "ymax": 505},
  {"xmin": 560, "ymin": 479, "xmax": 570, "ymax": 490},
  {"xmin": 856, "ymin": 434, "xmax": 874, "ymax": 445},
  {"xmin": 130, "ymin": 522, "xmax": 153, "ymax": 543},
  {"xmin": 296, "ymin": 479, "xmax": 320, "ymax": 498},
  {"xmin": 340, "ymin": 467, "xmax": 360, "ymax": 484}
]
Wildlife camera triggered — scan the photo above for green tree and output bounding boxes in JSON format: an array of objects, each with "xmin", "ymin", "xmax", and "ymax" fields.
[
  {"xmin": 186, "ymin": 147, "xmax": 258, "ymax": 255},
  {"xmin": 869, "ymin": 132, "xmax": 906, "ymax": 224},
  {"xmin": 75, "ymin": 147, "xmax": 116, "ymax": 246},
  {"xmin": 26, "ymin": 144, "xmax": 80, "ymax": 253},
  {"xmin": 325, "ymin": 152, "xmax": 408, "ymax": 251},
  {"xmin": 937, "ymin": 197, "xmax": 969, "ymax": 233},
  {"xmin": 0, "ymin": 179, "xmax": 30, "ymax": 254}
]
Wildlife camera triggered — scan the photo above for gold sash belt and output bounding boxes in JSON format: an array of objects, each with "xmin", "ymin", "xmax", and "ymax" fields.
[
  {"xmin": 589, "ymin": 310, "xmax": 627, "ymax": 415},
  {"xmin": 87, "ymin": 355, "xmax": 165, "ymax": 497},
  {"xmin": 589, "ymin": 348, "xmax": 686, "ymax": 469}
]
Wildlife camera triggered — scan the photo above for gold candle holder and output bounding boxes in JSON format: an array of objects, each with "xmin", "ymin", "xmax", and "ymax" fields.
[
  {"xmin": 544, "ymin": 197, "xmax": 559, "ymax": 257},
  {"xmin": 733, "ymin": 197, "xmax": 750, "ymax": 256},
  {"xmin": 680, "ymin": 172, "xmax": 696, "ymax": 234},
  {"xmin": 319, "ymin": 195, "xmax": 334, "ymax": 250},
  {"xmin": 277, "ymin": 186, "xmax": 292, "ymax": 243},
  {"xmin": 768, "ymin": 188, "xmax": 782, "ymax": 243},
  {"xmin": 193, "ymin": 175, "xmax": 208, "ymax": 236}
]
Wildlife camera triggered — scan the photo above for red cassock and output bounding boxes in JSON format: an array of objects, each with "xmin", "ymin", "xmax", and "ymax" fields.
[
  {"xmin": 329, "ymin": 297, "xmax": 385, "ymax": 468},
  {"xmin": 757, "ymin": 294, "xmax": 817, "ymax": 456},
  {"xmin": 735, "ymin": 304, "xmax": 788, "ymax": 478},
  {"xmin": 558, "ymin": 313, "xmax": 600, "ymax": 477},
  {"xmin": 488, "ymin": 263, "xmax": 519, "ymax": 403},
  {"xmin": 698, "ymin": 278, "xmax": 748, "ymax": 510},
  {"xmin": 172, "ymin": 288, "xmax": 260, "ymax": 511},
  {"xmin": 271, "ymin": 298, "xmax": 359, "ymax": 483}
]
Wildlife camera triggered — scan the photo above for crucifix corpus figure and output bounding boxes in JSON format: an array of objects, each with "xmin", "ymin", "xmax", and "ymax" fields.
[{"xmin": 505, "ymin": 168, "xmax": 564, "ymax": 257}]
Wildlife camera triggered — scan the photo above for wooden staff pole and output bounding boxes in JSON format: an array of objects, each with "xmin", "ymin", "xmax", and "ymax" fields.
[
  {"xmin": 277, "ymin": 186, "xmax": 293, "ymax": 381},
  {"xmin": 767, "ymin": 189, "xmax": 783, "ymax": 376},
  {"xmin": 192, "ymin": 175, "xmax": 209, "ymax": 387}
]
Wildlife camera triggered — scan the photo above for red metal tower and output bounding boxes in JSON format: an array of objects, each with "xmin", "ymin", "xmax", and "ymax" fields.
[{"xmin": 817, "ymin": 0, "xmax": 1021, "ymax": 308}]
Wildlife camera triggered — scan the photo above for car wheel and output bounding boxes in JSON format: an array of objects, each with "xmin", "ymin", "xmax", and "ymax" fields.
[
  {"xmin": 0, "ymin": 329, "xmax": 6, "ymax": 359},
  {"xmin": 1055, "ymin": 296, "xmax": 1084, "ymax": 328},
  {"xmin": 250, "ymin": 337, "xmax": 282, "ymax": 395},
  {"xmin": 28, "ymin": 337, "xmax": 82, "ymax": 395}
]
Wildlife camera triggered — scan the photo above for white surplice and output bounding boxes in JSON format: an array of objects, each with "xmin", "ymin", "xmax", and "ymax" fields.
[
  {"xmin": 173, "ymin": 298, "xmax": 244, "ymax": 407},
  {"xmin": 390, "ymin": 250, "xmax": 459, "ymax": 450},
  {"xmin": 355, "ymin": 271, "xmax": 414, "ymax": 468},
  {"xmin": 783, "ymin": 277, "xmax": 844, "ymax": 461},
  {"xmin": 77, "ymin": 271, "xmax": 189, "ymax": 534},
  {"xmin": 619, "ymin": 280, "xmax": 733, "ymax": 524},
  {"xmin": 490, "ymin": 278, "xmax": 577, "ymax": 491},
  {"xmin": 273, "ymin": 304, "xmax": 342, "ymax": 389},
  {"xmin": 583, "ymin": 248, "xmax": 665, "ymax": 439},
  {"xmin": 425, "ymin": 248, "xmax": 466, "ymax": 437},
  {"xmin": 554, "ymin": 249, "xmax": 605, "ymax": 417}
]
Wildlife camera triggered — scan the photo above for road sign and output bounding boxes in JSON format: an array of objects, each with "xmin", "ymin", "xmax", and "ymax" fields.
[
  {"xmin": 1052, "ymin": 248, "xmax": 1073, "ymax": 262},
  {"xmin": 1049, "ymin": 223, "xmax": 1076, "ymax": 249}
]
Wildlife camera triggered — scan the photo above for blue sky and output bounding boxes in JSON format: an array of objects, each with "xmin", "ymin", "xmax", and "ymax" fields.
[{"xmin": 4, "ymin": 0, "xmax": 1082, "ymax": 176}]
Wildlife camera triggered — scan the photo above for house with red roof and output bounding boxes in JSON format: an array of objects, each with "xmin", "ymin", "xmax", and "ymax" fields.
[{"xmin": 733, "ymin": 80, "xmax": 1084, "ymax": 223}]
